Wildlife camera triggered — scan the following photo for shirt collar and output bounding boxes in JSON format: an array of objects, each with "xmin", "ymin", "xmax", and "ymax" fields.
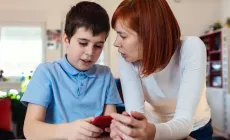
[{"xmin": 57, "ymin": 55, "xmax": 96, "ymax": 78}]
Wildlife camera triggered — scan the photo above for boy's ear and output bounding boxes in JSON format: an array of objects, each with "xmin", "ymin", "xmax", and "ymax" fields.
[{"xmin": 63, "ymin": 33, "xmax": 70, "ymax": 47}]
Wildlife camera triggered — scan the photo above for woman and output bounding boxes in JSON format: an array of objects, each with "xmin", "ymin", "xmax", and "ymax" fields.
[{"xmin": 110, "ymin": 0, "xmax": 212, "ymax": 140}]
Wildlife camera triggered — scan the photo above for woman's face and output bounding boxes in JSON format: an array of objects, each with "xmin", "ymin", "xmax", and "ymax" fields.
[{"xmin": 113, "ymin": 20, "xmax": 142, "ymax": 63}]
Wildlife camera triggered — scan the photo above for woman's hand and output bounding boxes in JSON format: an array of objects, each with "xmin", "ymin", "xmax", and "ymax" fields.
[
  {"xmin": 110, "ymin": 111, "xmax": 156, "ymax": 140},
  {"xmin": 110, "ymin": 112, "xmax": 129, "ymax": 140}
]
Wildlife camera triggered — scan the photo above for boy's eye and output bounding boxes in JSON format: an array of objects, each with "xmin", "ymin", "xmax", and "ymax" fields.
[
  {"xmin": 95, "ymin": 45, "xmax": 103, "ymax": 49},
  {"xmin": 79, "ymin": 42, "xmax": 88, "ymax": 46}
]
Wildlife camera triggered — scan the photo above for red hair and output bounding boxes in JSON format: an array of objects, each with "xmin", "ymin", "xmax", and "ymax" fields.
[{"xmin": 112, "ymin": 0, "xmax": 181, "ymax": 76}]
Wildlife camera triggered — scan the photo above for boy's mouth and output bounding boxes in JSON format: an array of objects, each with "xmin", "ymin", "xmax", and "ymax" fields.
[{"xmin": 80, "ymin": 59, "xmax": 92, "ymax": 65}]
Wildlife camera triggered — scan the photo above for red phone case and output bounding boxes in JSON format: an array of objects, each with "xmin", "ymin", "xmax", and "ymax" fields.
[{"xmin": 92, "ymin": 116, "xmax": 113, "ymax": 130}]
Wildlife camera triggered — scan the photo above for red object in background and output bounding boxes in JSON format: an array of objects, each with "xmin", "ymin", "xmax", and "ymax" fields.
[{"xmin": 0, "ymin": 98, "xmax": 11, "ymax": 131}]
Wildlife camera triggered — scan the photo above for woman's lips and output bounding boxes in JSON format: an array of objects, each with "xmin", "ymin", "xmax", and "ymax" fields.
[{"xmin": 121, "ymin": 53, "xmax": 127, "ymax": 59}]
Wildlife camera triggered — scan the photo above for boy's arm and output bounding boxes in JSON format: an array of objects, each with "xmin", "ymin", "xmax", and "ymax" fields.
[
  {"xmin": 103, "ymin": 68, "xmax": 123, "ymax": 116},
  {"xmin": 103, "ymin": 104, "xmax": 117, "ymax": 116},
  {"xmin": 100, "ymin": 105, "xmax": 116, "ymax": 140},
  {"xmin": 24, "ymin": 104, "xmax": 103, "ymax": 140},
  {"xmin": 23, "ymin": 103, "xmax": 69, "ymax": 140}
]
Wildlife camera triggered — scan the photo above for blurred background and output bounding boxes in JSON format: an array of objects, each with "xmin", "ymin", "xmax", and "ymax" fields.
[{"xmin": 0, "ymin": 0, "xmax": 230, "ymax": 139}]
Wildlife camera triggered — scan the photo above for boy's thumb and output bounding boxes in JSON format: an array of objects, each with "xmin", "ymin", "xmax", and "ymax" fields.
[{"xmin": 84, "ymin": 117, "xmax": 95, "ymax": 122}]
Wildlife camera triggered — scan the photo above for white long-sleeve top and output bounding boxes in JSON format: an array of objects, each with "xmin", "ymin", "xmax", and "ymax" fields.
[{"xmin": 118, "ymin": 36, "xmax": 211, "ymax": 140}]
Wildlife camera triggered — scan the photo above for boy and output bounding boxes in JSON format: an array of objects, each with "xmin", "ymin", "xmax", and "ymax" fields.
[{"xmin": 21, "ymin": 1, "xmax": 122, "ymax": 139}]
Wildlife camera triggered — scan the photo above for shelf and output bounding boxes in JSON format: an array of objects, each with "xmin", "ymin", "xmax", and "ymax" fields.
[
  {"xmin": 209, "ymin": 60, "xmax": 221, "ymax": 63},
  {"xmin": 211, "ymin": 85, "xmax": 222, "ymax": 88},
  {"xmin": 201, "ymin": 28, "xmax": 230, "ymax": 137},
  {"xmin": 210, "ymin": 71, "xmax": 222, "ymax": 75},
  {"xmin": 203, "ymin": 40, "xmax": 210, "ymax": 43},
  {"xmin": 200, "ymin": 29, "xmax": 222, "ymax": 38},
  {"xmin": 209, "ymin": 50, "xmax": 221, "ymax": 54}
]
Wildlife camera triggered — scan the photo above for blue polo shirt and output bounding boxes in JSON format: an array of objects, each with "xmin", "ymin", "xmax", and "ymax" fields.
[{"xmin": 21, "ymin": 56, "xmax": 122, "ymax": 124}]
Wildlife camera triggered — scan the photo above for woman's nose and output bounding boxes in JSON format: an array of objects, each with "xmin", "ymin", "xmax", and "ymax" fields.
[{"xmin": 113, "ymin": 39, "xmax": 121, "ymax": 48}]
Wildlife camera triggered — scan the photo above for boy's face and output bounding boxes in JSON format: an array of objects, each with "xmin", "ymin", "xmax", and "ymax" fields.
[{"xmin": 64, "ymin": 27, "xmax": 107, "ymax": 71}]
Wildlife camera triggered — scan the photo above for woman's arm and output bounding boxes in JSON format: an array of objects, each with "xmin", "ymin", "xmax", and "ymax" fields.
[
  {"xmin": 154, "ymin": 36, "xmax": 207, "ymax": 139},
  {"xmin": 118, "ymin": 54, "xmax": 145, "ymax": 114}
]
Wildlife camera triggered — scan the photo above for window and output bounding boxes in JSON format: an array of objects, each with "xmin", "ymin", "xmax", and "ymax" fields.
[
  {"xmin": 97, "ymin": 51, "xmax": 104, "ymax": 65},
  {"xmin": 0, "ymin": 26, "xmax": 43, "ymax": 77}
]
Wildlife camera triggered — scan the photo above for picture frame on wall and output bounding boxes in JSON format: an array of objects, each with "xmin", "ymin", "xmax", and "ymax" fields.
[{"xmin": 46, "ymin": 30, "xmax": 61, "ymax": 50}]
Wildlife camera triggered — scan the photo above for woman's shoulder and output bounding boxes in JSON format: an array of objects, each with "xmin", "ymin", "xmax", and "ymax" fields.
[
  {"xmin": 118, "ymin": 54, "xmax": 138, "ymax": 70},
  {"xmin": 117, "ymin": 54, "xmax": 141, "ymax": 78},
  {"xmin": 179, "ymin": 36, "xmax": 206, "ymax": 58}
]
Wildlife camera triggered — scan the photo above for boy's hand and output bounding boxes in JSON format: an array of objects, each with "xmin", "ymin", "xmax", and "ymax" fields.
[{"xmin": 67, "ymin": 117, "xmax": 103, "ymax": 140}]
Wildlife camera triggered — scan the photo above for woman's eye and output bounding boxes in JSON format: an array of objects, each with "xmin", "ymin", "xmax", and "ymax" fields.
[{"xmin": 120, "ymin": 35, "xmax": 126, "ymax": 39}]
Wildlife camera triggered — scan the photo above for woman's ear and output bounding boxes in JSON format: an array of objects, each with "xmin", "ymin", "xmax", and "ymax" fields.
[{"xmin": 63, "ymin": 33, "xmax": 70, "ymax": 48}]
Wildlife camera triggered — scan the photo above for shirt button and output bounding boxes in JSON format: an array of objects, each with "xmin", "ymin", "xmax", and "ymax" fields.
[{"xmin": 81, "ymin": 83, "xmax": 84, "ymax": 86}]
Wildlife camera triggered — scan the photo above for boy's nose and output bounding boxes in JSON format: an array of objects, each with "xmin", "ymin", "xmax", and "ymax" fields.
[{"xmin": 85, "ymin": 46, "xmax": 93, "ymax": 56}]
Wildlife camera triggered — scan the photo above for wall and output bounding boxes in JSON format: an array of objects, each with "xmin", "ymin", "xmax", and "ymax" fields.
[
  {"xmin": 221, "ymin": 0, "xmax": 230, "ymax": 25},
  {"xmin": 0, "ymin": 0, "xmax": 223, "ymax": 76},
  {"xmin": 167, "ymin": 0, "xmax": 221, "ymax": 36},
  {"xmin": 226, "ymin": 94, "xmax": 230, "ymax": 135}
]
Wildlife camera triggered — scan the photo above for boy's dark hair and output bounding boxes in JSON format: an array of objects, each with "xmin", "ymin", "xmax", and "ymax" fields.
[{"xmin": 64, "ymin": 1, "xmax": 110, "ymax": 41}]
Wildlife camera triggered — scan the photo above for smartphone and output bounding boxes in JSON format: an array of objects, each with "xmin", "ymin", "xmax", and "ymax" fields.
[{"xmin": 92, "ymin": 116, "xmax": 113, "ymax": 130}]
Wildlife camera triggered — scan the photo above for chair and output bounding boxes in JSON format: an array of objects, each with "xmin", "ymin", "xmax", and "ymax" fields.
[{"xmin": 0, "ymin": 98, "xmax": 11, "ymax": 131}]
